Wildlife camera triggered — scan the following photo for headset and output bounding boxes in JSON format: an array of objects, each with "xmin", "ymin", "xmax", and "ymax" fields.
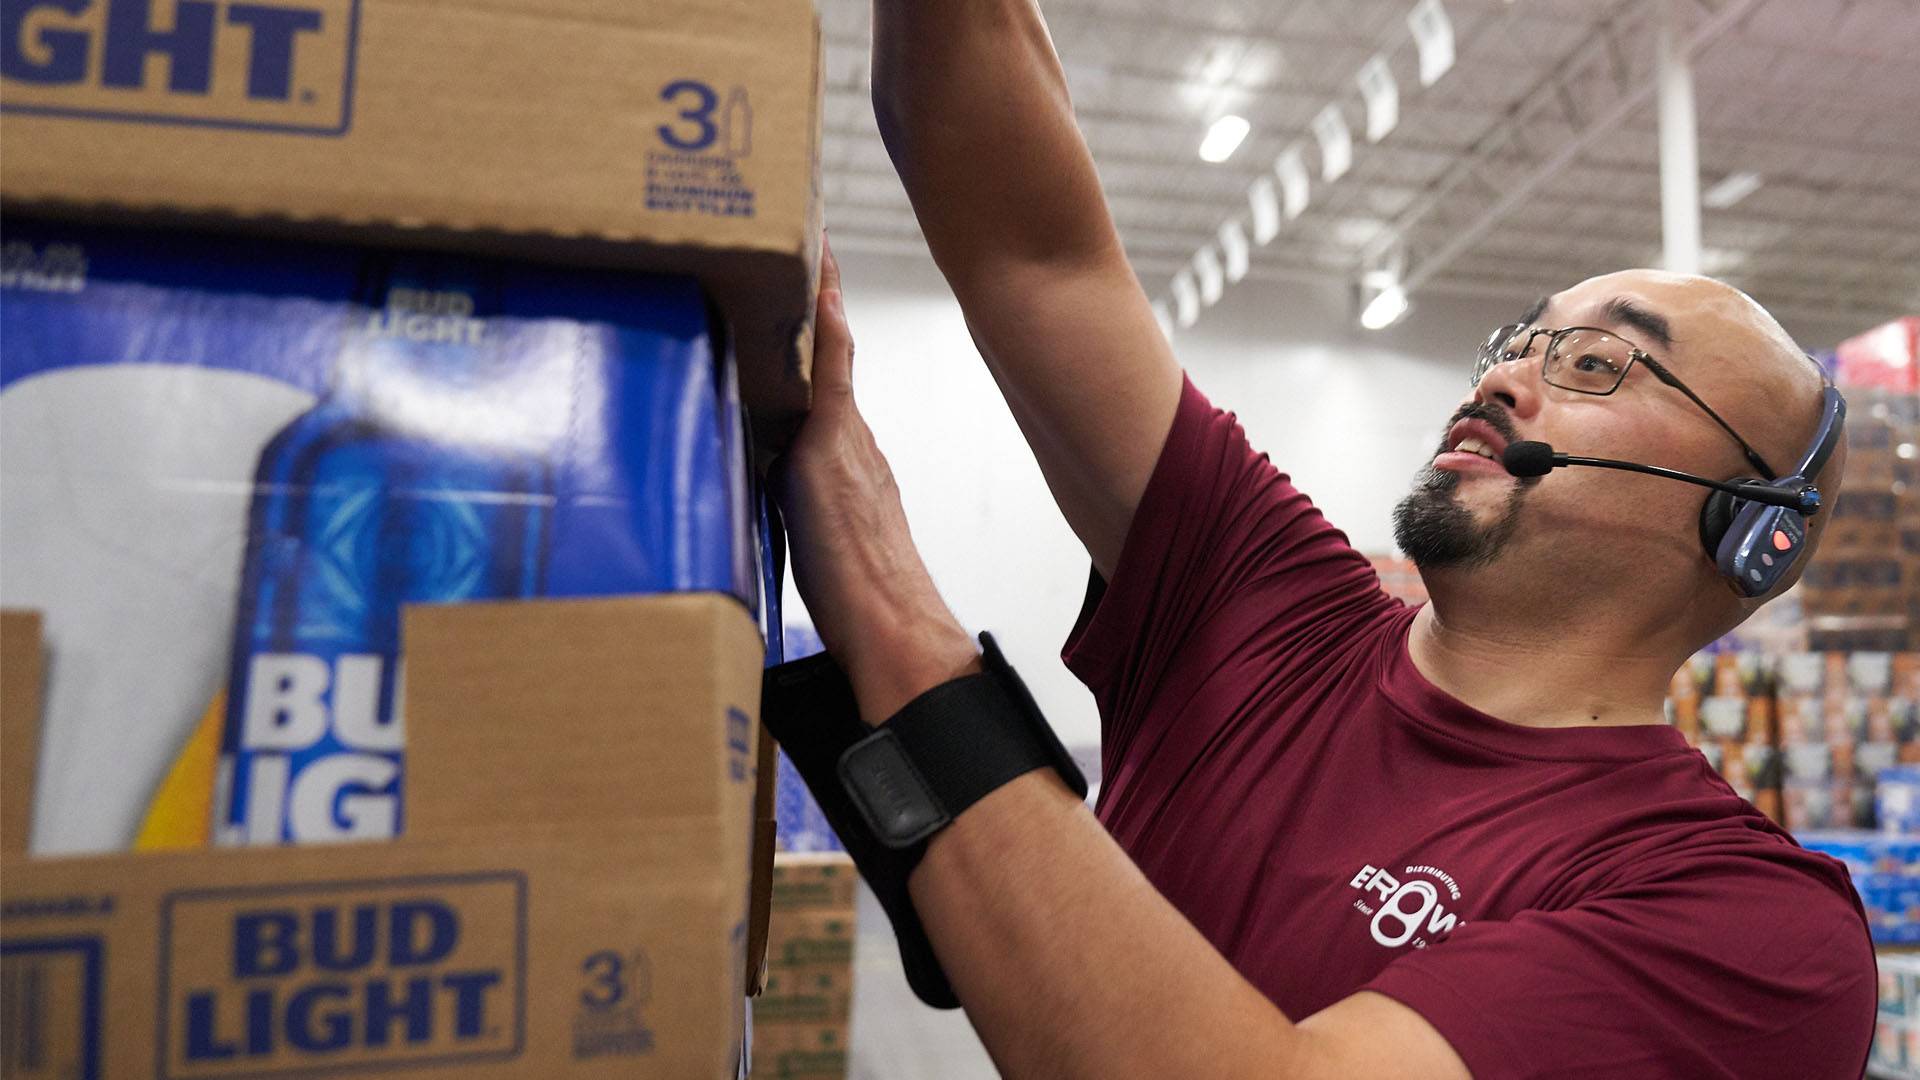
[{"xmin": 1503, "ymin": 383, "xmax": 1848, "ymax": 598}]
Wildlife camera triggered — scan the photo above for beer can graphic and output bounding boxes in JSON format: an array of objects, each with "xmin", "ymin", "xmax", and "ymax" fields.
[
  {"xmin": 3, "ymin": 217, "xmax": 757, "ymax": 853},
  {"xmin": 214, "ymin": 262, "xmax": 556, "ymax": 845}
]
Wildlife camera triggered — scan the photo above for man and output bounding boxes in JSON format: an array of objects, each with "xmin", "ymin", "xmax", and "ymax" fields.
[{"xmin": 768, "ymin": 1, "xmax": 1877, "ymax": 1075}]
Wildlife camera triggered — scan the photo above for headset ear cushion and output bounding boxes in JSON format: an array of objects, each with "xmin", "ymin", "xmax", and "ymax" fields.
[{"xmin": 1699, "ymin": 488, "xmax": 1740, "ymax": 558}]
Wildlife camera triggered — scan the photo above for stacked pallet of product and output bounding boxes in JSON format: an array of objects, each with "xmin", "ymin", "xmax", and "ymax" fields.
[
  {"xmin": 1778, "ymin": 653, "xmax": 1920, "ymax": 830},
  {"xmin": 1668, "ymin": 652, "xmax": 1782, "ymax": 821},
  {"xmin": 1800, "ymin": 827, "xmax": 1920, "ymax": 947},
  {"xmin": 0, "ymin": 3, "xmax": 824, "ymax": 1073},
  {"xmin": 1867, "ymin": 950, "xmax": 1920, "ymax": 1078},
  {"xmin": 1804, "ymin": 321, "xmax": 1920, "ymax": 652},
  {"xmin": 1667, "ymin": 651, "xmax": 1920, "ymax": 830},
  {"xmin": 753, "ymin": 853, "xmax": 859, "ymax": 1079}
]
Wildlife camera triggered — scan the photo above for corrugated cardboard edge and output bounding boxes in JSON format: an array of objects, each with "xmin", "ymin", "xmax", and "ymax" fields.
[
  {"xmin": 746, "ymin": 724, "xmax": 780, "ymax": 995},
  {"xmin": 3, "ymin": 200, "xmax": 817, "ymax": 445},
  {"xmin": 0, "ymin": 610, "xmax": 44, "ymax": 855}
]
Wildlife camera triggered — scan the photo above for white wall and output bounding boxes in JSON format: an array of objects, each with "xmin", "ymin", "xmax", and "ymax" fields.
[{"xmin": 810, "ymin": 247, "xmax": 1873, "ymax": 750}]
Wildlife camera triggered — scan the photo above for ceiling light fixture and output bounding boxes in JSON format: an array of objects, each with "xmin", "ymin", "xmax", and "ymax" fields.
[
  {"xmin": 1356, "ymin": 55, "xmax": 1399, "ymax": 142},
  {"xmin": 1193, "ymin": 247, "xmax": 1225, "ymax": 306},
  {"xmin": 1171, "ymin": 271, "xmax": 1201, "ymax": 328},
  {"xmin": 1407, "ymin": 0, "xmax": 1455, "ymax": 87},
  {"xmin": 1360, "ymin": 283, "xmax": 1409, "ymax": 330},
  {"xmin": 1248, "ymin": 177, "xmax": 1282, "ymax": 243},
  {"xmin": 1217, "ymin": 221, "xmax": 1250, "ymax": 282},
  {"xmin": 1312, "ymin": 105, "xmax": 1353, "ymax": 181},
  {"xmin": 1199, "ymin": 115, "xmax": 1251, "ymax": 163},
  {"xmin": 1702, "ymin": 171, "xmax": 1764, "ymax": 209}
]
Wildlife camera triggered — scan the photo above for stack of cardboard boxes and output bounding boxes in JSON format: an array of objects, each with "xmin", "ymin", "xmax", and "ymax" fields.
[
  {"xmin": 752, "ymin": 853, "xmax": 859, "ymax": 1080},
  {"xmin": 1, "ymin": 1, "xmax": 825, "ymax": 1075},
  {"xmin": 1805, "ymin": 317, "xmax": 1920, "ymax": 652},
  {"xmin": 1801, "ymin": 392, "xmax": 1915, "ymax": 652},
  {"xmin": 2, "ymin": 596, "xmax": 778, "ymax": 1076}
]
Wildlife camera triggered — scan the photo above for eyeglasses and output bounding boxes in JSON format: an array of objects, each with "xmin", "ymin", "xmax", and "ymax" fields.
[{"xmin": 1472, "ymin": 322, "xmax": 1779, "ymax": 480}]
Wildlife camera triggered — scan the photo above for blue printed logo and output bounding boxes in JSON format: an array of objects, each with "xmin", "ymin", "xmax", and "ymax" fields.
[
  {"xmin": 1, "ymin": 0, "xmax": 359, "ymax": 134},
  {"xmin": 158, "ymin": 873, "xmax": 525, "ymax": 1077},
  {"xmin": 645, "ymin": 77, "xmax": 756, "ymax": 219},
  {"xmin": 726, "ymin": 707, "xmax": 752, "ymax": 782}
]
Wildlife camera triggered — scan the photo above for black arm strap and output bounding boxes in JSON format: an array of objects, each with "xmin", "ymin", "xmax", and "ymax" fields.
[{"xmin": 760, "ymin": 636, "xmax": 1086, "ymax": 1009}]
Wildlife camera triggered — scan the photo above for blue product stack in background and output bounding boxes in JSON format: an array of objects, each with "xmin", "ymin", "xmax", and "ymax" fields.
[
  {"xmin": 1801, "ymin": 779, "xmax": 1920, "ymax": 1077},
  {"xmin": 1800, "ymin": 825, "xmax": 1920, "ymax": 946}
]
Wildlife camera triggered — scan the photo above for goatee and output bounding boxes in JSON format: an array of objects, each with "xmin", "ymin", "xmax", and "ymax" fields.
[
  {"xmin": 1393, "ymin": 402, "xmax": 1529, "ymax": 570},
  {"xmin": 1392, "ymin": 465, "xmax": 1526, "ymax": 570}
]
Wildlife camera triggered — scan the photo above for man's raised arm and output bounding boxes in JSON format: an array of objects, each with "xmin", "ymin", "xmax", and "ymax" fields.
[{"xmin": 871, "ymin": 0, "xmax": 1183, "ymax": 576}]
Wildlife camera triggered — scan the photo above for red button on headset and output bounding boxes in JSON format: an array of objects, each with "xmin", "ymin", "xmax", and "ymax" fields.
[{"xmin": 1773, "ymin": 530, "xmax": 1793, "ymax": 551}]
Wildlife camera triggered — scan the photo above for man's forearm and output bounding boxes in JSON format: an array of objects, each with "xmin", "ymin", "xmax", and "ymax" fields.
[
  {"xmin": 908, "ymin": 770, "xmax": 1311, "ymax": 1079},
  {"xmin": 871, "ymin": 0, "xmax": 1123, "ymax": 287}
]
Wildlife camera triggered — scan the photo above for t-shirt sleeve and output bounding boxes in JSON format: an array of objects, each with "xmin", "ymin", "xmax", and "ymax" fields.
[
  {"xmin": 1362, "ymin": 846, "xmax": 1876, "ymax": 1080},
  {"xmin": 1063, "ymin": 374, "xmax": 1396, "ymax": 765}
]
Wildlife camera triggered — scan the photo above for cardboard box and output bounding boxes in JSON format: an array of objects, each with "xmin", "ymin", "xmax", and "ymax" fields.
[
  {"xmin": 755, "ymin": 963, "xmax": 854, "ymax": 1025},
  {"xmin": 0, "ymin": 0, "xmax": 825, "ymax": 438},
  {"xmin": 404, "ymin": 596, "xmax": 764, "ymax": 840},
  {"xmin": 1, "ymin": 593, "xmax": 774, "ymax": 1077},
  {"xmin": 763, "ymin": 910, "xmax": 855, "ymax": 969},
  {"xmin": 1, "ymin": 610, "xmax": 42, "ymax": 856},
  {"xmin": 769, "ymin": 854, "xmax": 858, "ymax": 914},
  {"xmin": 746, "ymin": 734, "xmax": 780, "ymax": 997},
  {"xmin": 751, "ymin": 1021, "xmax": 850, "ymax": 1080},
  {"xmin": 752, "ymin": 855, "xmax": 854, "ymax": 1080}
]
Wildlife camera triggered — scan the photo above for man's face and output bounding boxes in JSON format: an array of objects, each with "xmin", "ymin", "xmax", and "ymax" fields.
[{"xmin": 1393, "ymin": 270, "xmax": 1814, "ymax": 579}]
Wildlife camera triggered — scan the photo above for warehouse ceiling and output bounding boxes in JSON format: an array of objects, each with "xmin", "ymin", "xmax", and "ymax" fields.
[{"xmin": 818, "ymin": 0, "xmax": 1920, "ymax": 331}]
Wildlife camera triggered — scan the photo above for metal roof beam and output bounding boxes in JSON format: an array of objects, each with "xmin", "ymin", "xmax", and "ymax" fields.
[{"xmin": 1375, "ymin": 0, "xmax": 1767, "ymax": 295}]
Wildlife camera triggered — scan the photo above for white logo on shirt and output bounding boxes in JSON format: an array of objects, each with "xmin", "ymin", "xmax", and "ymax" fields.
[{"xmin": 1348, "ymin": 863, "xmax": 1466, "ymax": 949}]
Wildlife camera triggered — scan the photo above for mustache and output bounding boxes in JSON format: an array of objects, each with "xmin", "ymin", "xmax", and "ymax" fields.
[{"xmin": 1432, "ymin": 401, "xmax": 1521, "ymax": 458}]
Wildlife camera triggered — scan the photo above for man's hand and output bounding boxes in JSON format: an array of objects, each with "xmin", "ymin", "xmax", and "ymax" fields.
[{"xmin": 770, "ymin": 238, "xmax": 980, "ymax": 725}]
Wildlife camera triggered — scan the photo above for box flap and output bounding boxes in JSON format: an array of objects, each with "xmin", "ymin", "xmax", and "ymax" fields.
[
  {"xmin": 402, "ymin": 594, "xmax": 765, "ymax": 842},
  {"xmin": 1, "ymin": 610, "xmax": 45, "ymax": 854},
  {"xmin": 744, "ymin": 725, "xmax": 778, "ymax": 995}
]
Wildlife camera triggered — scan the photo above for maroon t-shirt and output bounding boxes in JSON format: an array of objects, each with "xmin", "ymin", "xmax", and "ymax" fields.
[{"xmin": 1065, "ymin": 377, "xmax": 1875, "ymax": 1079}]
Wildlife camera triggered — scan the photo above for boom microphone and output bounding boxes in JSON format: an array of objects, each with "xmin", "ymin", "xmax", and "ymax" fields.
[
  {"xmin": 1500, "ymin": 440, "xmax": 1819, "ymax": 513},
  {"xmin": 1501, "ymin": 441, "xmax": 1558, "ymax": 478}
]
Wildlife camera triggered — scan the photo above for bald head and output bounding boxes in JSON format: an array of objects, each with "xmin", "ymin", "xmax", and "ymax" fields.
[
  {"xmin": 1544, "ymin": 269, "xmax": 1828, "ymax": 470},
  {"xmin": 1524, "ymin": 269, "xmax": 1846, "ymax": 613}
]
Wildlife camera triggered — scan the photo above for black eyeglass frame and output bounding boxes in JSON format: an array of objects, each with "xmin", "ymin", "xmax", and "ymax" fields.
[{"xmin": 1473, "ymin": 323, "xmax": 1779, "ymax": 481}]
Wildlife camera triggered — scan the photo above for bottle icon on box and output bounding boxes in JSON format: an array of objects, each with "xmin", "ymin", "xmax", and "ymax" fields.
[
  {"xmin": 724, "ymin": 86, "xmax": 752, "ymax": 158},
  {"xmin": 213, "ymin": 261, "xmax": 555, "ymax": 846}
]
